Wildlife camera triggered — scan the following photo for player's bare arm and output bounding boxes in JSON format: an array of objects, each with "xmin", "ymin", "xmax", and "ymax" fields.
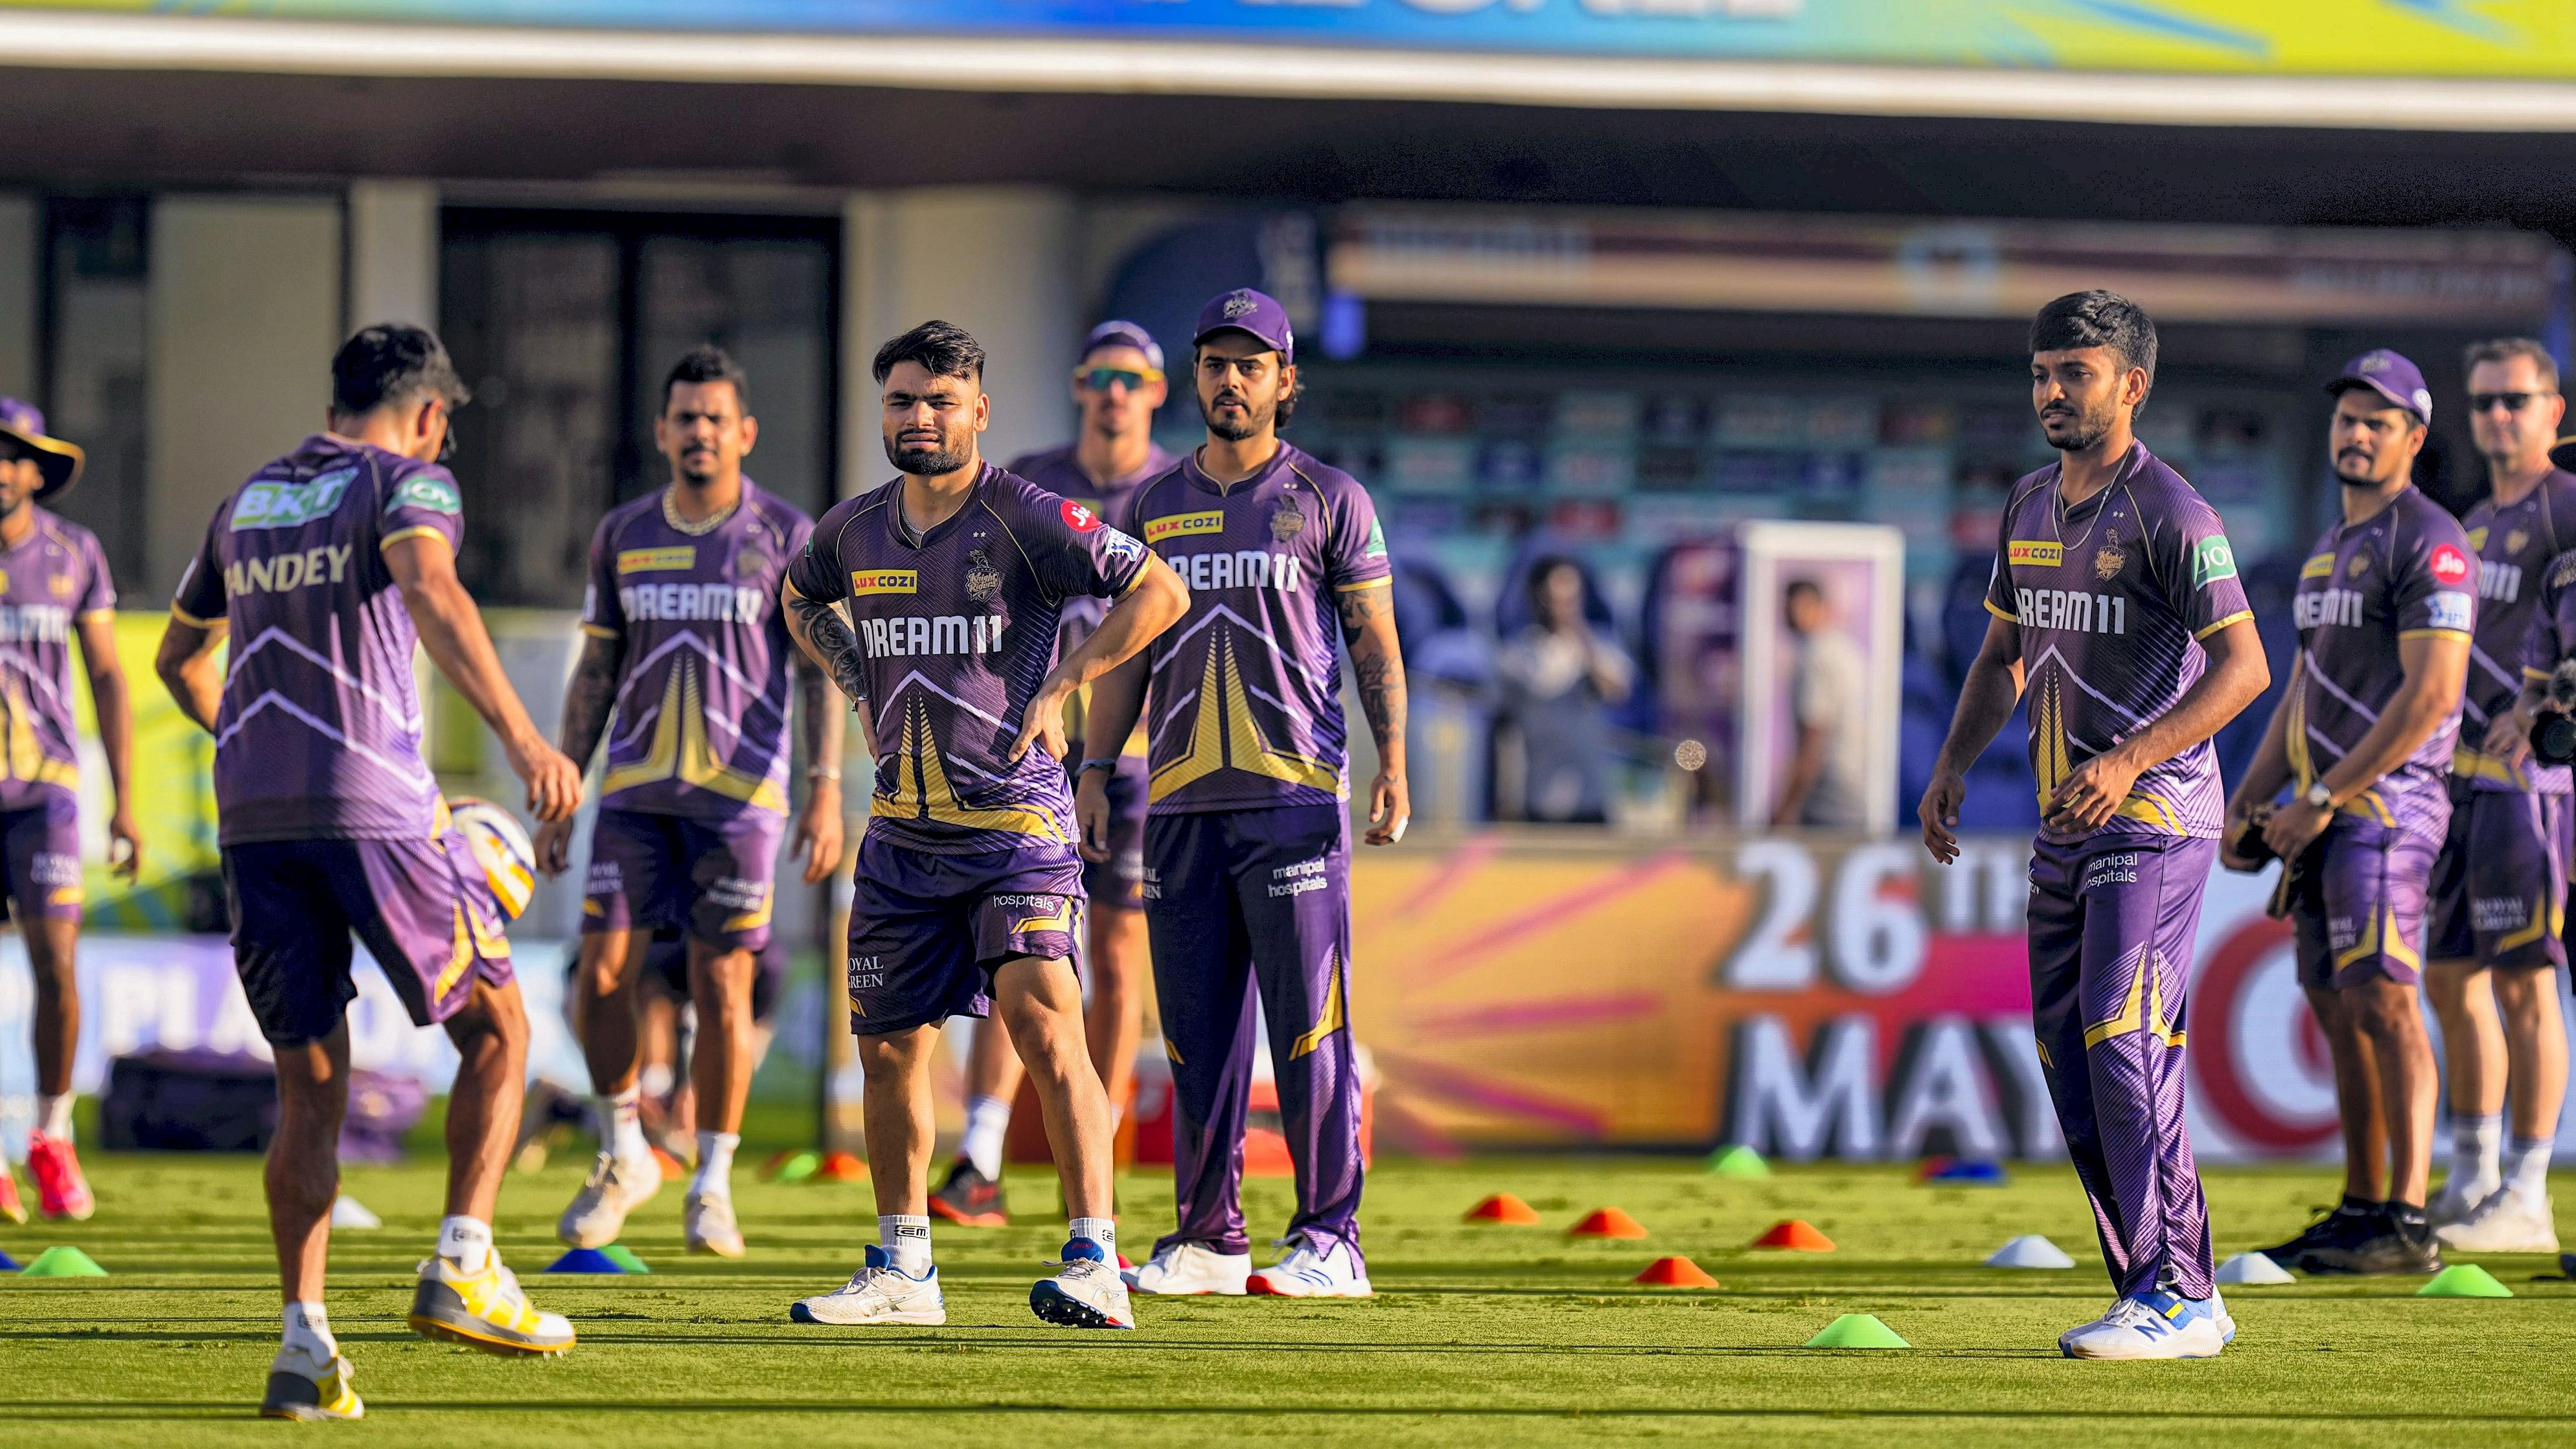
[
  {"xmin": 384, "ymin": 532, "xmax": 581, "ymax": 823},
  {"xmin": 2045, "ymin": 615, "xmax": 2270, "ymax": 833},
  {"xmin": 791, "ymin": 651, "xmax": 846, "ymax": 885},
  {"xmin": 152, "ymin": 614, "xmax": 226, "ymax": 736},
  {"xmin": 1074, "ymin": 652, "xmax": 1148, "ymax": 863},
  {"xmin": 2220, "ymin": 652, "xmax": 2302, "ymax": 870},
  {"xmin": 782, "ymin": 575, "xmax": 868, "ymax": 707},
  {"xmin": 1920, "ymin": 613, "xmax": 2026, "ymax": 865},
  {"xmin": 533, "ymin": 630, "xmax": 623, "ymax": 876},
  {"xmin": 2259, "ymin": 631, "xmax": 2468, "ymax": 862},
  {"xmin": 1011, "ymin": 553, "xmax": 1188, "ymax": 764},
  {"xmin": 75, "ymin": 610, "xmax": 141, "ymax": 880},
  {"xmin": 1336, "ymin": 579, "xmax": 1410, "ymax": 846}
]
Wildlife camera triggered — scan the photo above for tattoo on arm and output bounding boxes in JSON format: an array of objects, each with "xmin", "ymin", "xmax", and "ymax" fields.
[
  {"xmin": 1337, "ymin": 587, "xmax": 1409, "ymax": 757},
  {"xmin": 559, "ymin": 633, "xmax": 625, "ymax": 769},
  {"xmin": 796, "ymin": 654, "xmax": 845, "ymax": 775},
  {"xmin": 788, "ymin": 590, "xmax": 868, "ymax": 707}
]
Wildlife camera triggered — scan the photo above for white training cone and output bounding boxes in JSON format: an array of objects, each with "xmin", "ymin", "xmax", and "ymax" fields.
[
  {"xmin": 2214, "ymin": 1251, "xmax": 2295, "ymax": 1285},
  {"xmin": 1983, "ymin": 1234, "xmax": 2077, "ymax": 1269},
  {"xmin": 330, "ymin": 1194, "xmax": 383, "ymax": 1230}
]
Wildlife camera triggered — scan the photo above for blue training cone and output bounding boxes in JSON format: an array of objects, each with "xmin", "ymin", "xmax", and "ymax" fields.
[
  {"xmin": 0, "ymin": 1249, "xmax": 19, "ymax": 1272},
  {"xmin": 544, "ymin": 1246, "xmax": 632, "ymax": 1274}
]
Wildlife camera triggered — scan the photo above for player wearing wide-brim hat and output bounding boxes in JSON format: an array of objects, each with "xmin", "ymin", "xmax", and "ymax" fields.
[{"xmin": 0, "ymin": 398, "xmax": 86, "ymax": 501}]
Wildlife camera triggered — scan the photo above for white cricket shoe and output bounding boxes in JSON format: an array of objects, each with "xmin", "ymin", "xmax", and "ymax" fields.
[
  {"xmin": 2062, "ymin": 1291, "xmax": 2230, "ymax": 1360},
  {"xmin": 558, "ymin": 1149, "xmax": 661, "ymax": 1249},
  {"xmin": 685, "ymin": 1189, "xmax": 746, "ymax": 1258},
  {"xmin": 2430, "ymin": 1173, "xmax": 2500, "ymax": 1227},
  {"xmin": 790, "ymin": 1247, "xmax": 946, "ymax": 1326},
  {"xmin": 1030, "ymin": 1240, "xmax": 1136, "ymax": 1329},
  {"xmin": 1123, "ymin": 1240, "xmax": 1252, "ymax": 1295},
  {"xmin": 2057, "ymin": 1299, "xmax": 2121, "ymax": 1355},
  {"xmin": 2435, "ymin": 1190, "xmax": 2560, "ymax": 1254},
  {"xmin": 1247, "ymin": 1234, "xmax": 1373, "ymax": 1298}
]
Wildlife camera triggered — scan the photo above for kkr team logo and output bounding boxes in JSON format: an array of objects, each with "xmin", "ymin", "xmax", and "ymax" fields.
[
  {"xmin": 2093, "ymin": 525, "xmax": 2125, "ymax": 582},
  {"xmin": 1271, "ymin": 501, "xmax": 1306, "ymax": 543},
  {"xmin": 2346, "ymin": 553, "xmax": 2369, "ymax": 580},
  {"xmin": 963, "ymin": 549, "xmax": 1002, "ymax": 603},
  {"xmin": 2509, "ymin": 529, "xmax": 2531, "ymax": 556}
]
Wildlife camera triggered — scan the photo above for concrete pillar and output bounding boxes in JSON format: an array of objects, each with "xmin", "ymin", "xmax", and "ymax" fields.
[
  {"xmin": 346, "ymin": 179, "xmax": 439, "ymax": 336},
  {"xmin": 842, "ymin": 187, "xmax": 1079, "ymax": 495},
  {"xmin": 146, "ymin": 195, "xmax": 342, "ymax": 591},
  {"xmin": 0, "ymin": 194, "xmax": 35, "ymax": 401}
]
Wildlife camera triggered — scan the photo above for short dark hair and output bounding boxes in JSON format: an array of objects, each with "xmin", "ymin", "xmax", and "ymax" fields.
[
  {"xmin": 1784, "ymin": 578, "xmax": 1824, "ymax": 607},
  {"xmin": 2030, "ymin": 290, "xmax": 2158, "ymax": 404},
  {"xmin": 663, "ymin": 345, "xmax": 750, "ymax": 412},
  {"xmin": 1526, "ymin": 554, "xmax": 1581, "ymax": 604},
  {"xmin": 873, "ymin": 320, "xmax": 984, "ymax": 386},
  {"xmin": 332, "ymin": 323, "xmax": 469, "ymax": 418},
  {"xmin": 2464, "ymin": 336, "xmax": 2560, "ymax": 393}
]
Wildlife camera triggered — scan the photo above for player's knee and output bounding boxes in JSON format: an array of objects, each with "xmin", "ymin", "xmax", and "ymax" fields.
[
  {"xmin": 689, "ymin": 942, "xmax": 758, "ymax": 1007},
  {"xmin": 21, "ymin": 927, "xmax": 75, "ymax": 987}
]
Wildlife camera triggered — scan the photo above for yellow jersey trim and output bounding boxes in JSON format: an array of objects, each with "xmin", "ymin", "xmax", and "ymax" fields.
[
  {"xmin": 378, "ymin": 525, "xmax": 450, "ymax": 553},
  {"xmin": 2193, "ymin": 610, "xmax": 2254, "ymax": 641}
]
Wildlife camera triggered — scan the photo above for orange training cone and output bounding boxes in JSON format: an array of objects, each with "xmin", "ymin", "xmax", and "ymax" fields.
[
  {"xmin": 815, "ymin": 1150, "xmax": 869, "ymax": 1183},
  {"xmin": 1753, "ymin": 1219, "xmax": 1835, "ymax": 1251},
  {"xmin": 1568, "ymin": 1206, "xmax": 1650, "ymax": 1239},
  {"xmin": 1633, "ymin": 1255, "xmax": 1720, "ymax": 1288},
  {"xmin": 1465, "ymin": 1192, "xmax": 1544, "ymax": 1226},
  {"xmin": 652, "ymin": 1146, "xmax": 688, "ymax": 1181}
]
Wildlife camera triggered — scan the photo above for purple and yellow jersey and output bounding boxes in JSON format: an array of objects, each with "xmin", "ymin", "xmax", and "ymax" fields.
[
  {"xmin": 1009, "ymin": 442, "xmax": 1176, "ymax": 762},
  {"xmin": 1126, "ymin": 442, "xmax": 1393, "ymax": 815},
  {"xmin": 170, "ymin": 435, "xmax": 462, "ymax": 845},
  {"xmin": 1983, "ymin": 443, "xmax": 2253, "ymax": 847},
  {"xmin": 2454, "ymin": 470, "xmax": 2576, "ymax": 793},
  {"xmin": 579, "ymin": 481, "xmax": 814, "ymax": 819},
  {"xmin": 2288, "ymin": 485, "xmax": 2478, "ymax": 839},
  {"xmin": 0, "ymin": 510, "xmax": 114, "ymax": 811},
  {"xmin": 786, "ymin": 464, "xmax": 1147, "ymax": 856}
]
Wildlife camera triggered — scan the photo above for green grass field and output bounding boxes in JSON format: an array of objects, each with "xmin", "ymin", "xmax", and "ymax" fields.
[{"xmin": 7, "ymin": 1153, "xmax": 2576, "ymax": 1446}]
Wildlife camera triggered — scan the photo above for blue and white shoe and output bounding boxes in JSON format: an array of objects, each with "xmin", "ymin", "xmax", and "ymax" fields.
[
  {"xmin": 2062, "ymin": 1290, "xmax": 2229, "ymax": 1360},
  {"xmin": 1031, "ymin": 1239, "xmax": 1135, "ymax": 1329},
  {"xmin": 1247, "ymin": 1234, "xmax": 1373, "ymax": 1299},
  {"xmin": 790, "ymin": 1246, "xmax": 946, "ymax": 1326}
]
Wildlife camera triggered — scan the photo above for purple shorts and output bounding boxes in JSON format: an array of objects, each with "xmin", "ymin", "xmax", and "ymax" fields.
[
  {"xmin": 846, "ymin": 827, "xmax": 1081, "ymax": 1036},
  {"xmin": 582, "ymin": 806, "xmax": 783, "ymax": 952},
  {"xmin": 2429, "ymin": 788, "xmax": 2570, "ymax": 970},
  {"xmin": 1080, "ymin": 759, "xmax": 1147, "ymax": 913},
  {"xmin": 2291, "ymin": 816, "xmax": 2441, "ymax": 990},
  {"xmin": 0, "ymin": 790, "xmax": 83, "ymax": 924},
  {"xmin": 224, "ymin": 832, "xmax": 515, "ymax": 1045}
]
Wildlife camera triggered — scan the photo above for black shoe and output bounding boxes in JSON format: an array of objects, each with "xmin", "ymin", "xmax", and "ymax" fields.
[
  {"xmin": 2302, "ymin": 1214, "xmax": 2444, "ymax": 1276},
  {"xmin": 2258, "ymin": 1203, "xmax": 2374, "ymax": 1266},
  {"xmin": 926, "ymin": 1159, "xmax": 1008, "ymax": 1227}
]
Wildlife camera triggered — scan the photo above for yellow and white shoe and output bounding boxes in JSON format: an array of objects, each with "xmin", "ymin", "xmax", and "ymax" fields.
[
  {"xmin": 408, "ymin": 1252, "xmax": 577, "ymax": 1356},
  {"xmin": 259, "ymin": 1348, "xmax": 363, "ymax": 1421}
]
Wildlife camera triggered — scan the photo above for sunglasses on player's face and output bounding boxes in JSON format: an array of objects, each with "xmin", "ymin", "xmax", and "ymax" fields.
[
  {"xmin": 2470, "ymin": 391, "xmax": 2555, "ymax": 414},
  {"xmin": 1075, "ymin": 366, "xmax": 1162, "ymax": 394}
]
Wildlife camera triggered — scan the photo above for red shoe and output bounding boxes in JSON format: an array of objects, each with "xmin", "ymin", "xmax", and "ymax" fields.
[
  {"xmin": 0, "ymin": 1163, "xmax": 25, "ymax": 1224},
  {"xmin": 925, "ymin": 1159, "xmax": 1007, "ymax": 1227},
  {"xmin": 27, "ymin": 1132, "xmax": 93, "ymax": 1221}
]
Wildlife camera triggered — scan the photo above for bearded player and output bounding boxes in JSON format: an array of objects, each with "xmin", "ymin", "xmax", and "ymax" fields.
[
  {"xmin": 1921, "ymin": 291, "xmax": 2268, "ymax": 1358},
  {"xmin": 536, "ymin": 347, "xmax": 839, "ymax": 1259},
  {"xmin": 779, "ymin": 321, "xmax": 1186, "ymax": 1328},
  {"xmin": 2421, "ymin": 337, "xmax": 2572, "ymax": 1253},
  {"xmin": 932, "ymin": 320, "xmax": 1175, "ymax": 1226},
  {"xmin": 2231, "ymin": 350, "xmax": 2470, "ymax": 1278},
  {"xmin": 0, "ymin": 398, "xmax": 139, "ymax": 1226},
  {"xmin": 157, "ymin": 325, "xmax": 584, "ymax": 1419},
  {"xmin": 1079, "ymin": 288, "xmax": 1409, "ymax": 1299}
]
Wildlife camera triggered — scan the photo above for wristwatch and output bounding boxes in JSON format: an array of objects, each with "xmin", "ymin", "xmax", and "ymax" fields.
[
  {"xmin": 2305, "ymin": 781, "xmax": 2334, "ymax": 810},
  {"xmin": 1077, "ymin": 759, "xmax": 1121, "ymax": 777}
]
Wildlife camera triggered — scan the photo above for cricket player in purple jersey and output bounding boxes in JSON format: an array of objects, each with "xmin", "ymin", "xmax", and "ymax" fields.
[
  {"xmin": 932, "ymin": 320, "xmax": 1176, "ymax": 1229},
  {"xmin": 1922, "ymin": 292, "xmax": 2268, "ymax": 1360},
  {"xmin": 778, "ymin": 321, "xmax": 1187, "ymax": 1330},
  {"xmin": 2228, "ymin": 348, "xmax": 2472, "ymax": 1279},
  {"xmin": 533, "ymin": 347, "xmax": 837, "ymax": 1261},
  {"xmin": 155, "ymin": 326, "xmax": 586, "ymax": 1419},
  {"xmin": 1077, "ymin": 288, "xmax": 1409, "ymax": 1301},
  {"xmin": 0, "ymin": 398, "xmax": 138, "ymax": 1228},
  {"xmin": 2421, "ymin": 337, "xmax": 2573, "ymax": 1253}
]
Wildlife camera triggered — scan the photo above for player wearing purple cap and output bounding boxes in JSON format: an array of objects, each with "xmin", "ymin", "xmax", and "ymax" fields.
[
  {"xmin": 155, "ymin": 325, "xmax": 586, "ymax": 1419},
  {"xmin": 1922, "ymin": 292, "xmax": 2268, "ymax": 1358},
  {"xmin": 533, "ymin": 347, "xmax": 837, "ymax": 1260},
  {"xmin": 0, "ymin": 398, "xmax": 136, "ymax": 1229},
  {"xmin": 779, "ymin": 321, "xmax": 1187, "ymax": 1330},
  {"xmin": 2420, "ymin": 337, "xmax": 2573, "ymax": 1254},
  {"xmin": 1078, "ymin": 287, "xmax": 1409, "ymax": 1301},
  {"xmin": 932, "ymin": 320, "xmax": 1175, "ymax": 1228},
  {"xmin": 2229, "ymin": 348, "xmax": 2470, "ymax": 1278}
]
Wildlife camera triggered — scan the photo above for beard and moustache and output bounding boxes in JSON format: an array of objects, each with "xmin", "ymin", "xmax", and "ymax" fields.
[
  {"xmin": 884, "ymin": 426, "xmax": 974, "ymax": 476},
  {"xmin": 2040, "ymin": 393, "xmax": 2123, "ymax": 454},
  {"xmin": 1199, "ymin": 385, "xmax": 1276, "ymax": 443}
]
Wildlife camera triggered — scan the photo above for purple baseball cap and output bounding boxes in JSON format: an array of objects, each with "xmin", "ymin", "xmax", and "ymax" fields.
[
  {"xmin": 1079, "ymin": 319, "xmax": 1164, "ymax": 373},
  {"xmin": 0, "ymin": 398, "xmax": 84, "ymax": 500},
  {"xmin": 1193, "ymin": 288, "xmax": 1294, "ymax": 365},
  {"xmin": 2327, "ymin": 348, "xmax": 2433, "ymax": 426}
]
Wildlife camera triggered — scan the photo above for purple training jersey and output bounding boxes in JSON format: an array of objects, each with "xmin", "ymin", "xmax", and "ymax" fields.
[
  {"xmin": 1126, "ymin": 442, "xmax": 1393, "ymax": 815},
  {"xmin": 2288, "ymin": 485, "xmax": 2478, "ymax": 841},
  {"xmin": 2455, "ymin": 470, "xmax": 2576, "ymax": 793},
  {"xmin": 1984, "ymin": 443, "xmax": 2253, "ymax": 847},
  {"xmin": 787, "ymin": 464, "xmax": 1147, "ymax": 856},
  {"xmin": 2524, "ymin": 547, "xmax": 2576, "ymax": 705},
  {"xmin": 579, "ymin": 480, "xmax": 814, "ymax": 819},
  {"xmin": 1009, "ymin": 442, "xmax": 1176, "ymax": 761},
  {"xmin": 172, "ymin": 435, "xmax": 464, "ymax": 845},
  {"xmin": 0, "ymin": 510, "xmax": 114, "ymax": 812}
]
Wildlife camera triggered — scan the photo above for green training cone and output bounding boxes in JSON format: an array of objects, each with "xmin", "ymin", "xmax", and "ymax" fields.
[
  {"xmin": 772, "ymin": 1150, "xmax": 822, "ymax": 1184},
  {"xmin": 601, "ymin": 1244, "xmax": 652, "ymax": 1273},
  {"xmin": 2418, "ymin": 1264, "xmax": 2513, "ymax": 1298},
  {"xmin": 18, "ymin": 1246, "xmax": 106, "ymax": 1277},
  {"xmin": 1707, "ymin": 1145, "xmax": 1771, "ymax": 1179},
  {"xmin": 1804, "ymin": 1313, "xmax": 1909, "ymax": 1348}
]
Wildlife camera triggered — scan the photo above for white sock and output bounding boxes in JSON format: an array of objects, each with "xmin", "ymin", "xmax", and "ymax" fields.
[
  {"xmin": 960, "ymin": 1094, "xmax": 1011, "ymax": 1180},
  {"xmin": 691, "ymin": 1130, "xmax": 739, "ymax": 1198},
  {"xmin": 1069, "ymin": 1216, "xmax": 1116, "ymax": 1257},
  {"xmin": 881, "ymin": 1214, "xmax": 932, "ymax": 1277},
  {"xmin": 2505, "ymin": 1134, "xmax": 2555, "ymax": 1200},
  {"xmin": 639, "ymin": 1063, "xmax": 674, "ymax": 1100},
  {"xmin": 34, "ymin": 1093, "xmax": 71, "ymax": 1141},
  {"xmin": 2452, "ymin": 1112, "xmax": 2504, "ymax": 1197},
  {"xmin": 437, "ymin": 1215, "xmax": 494, "ymax": 1275},
  {"xmin": 282, "ymin": 1301, "xmax": 338, "ymax": 1362},
  {"xmin": 598, "ymin": 1086, "xmax": 649, "ymax": 1165},
  {"xmin": 1107, "ymin": 1103, "xmax": 1125, "ymax": 1133}
]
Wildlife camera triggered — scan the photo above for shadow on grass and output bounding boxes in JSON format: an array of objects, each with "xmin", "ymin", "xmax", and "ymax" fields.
[{"xmin": 10, "ymin": 1402, "xmax": 2576, "ymax": 1426}]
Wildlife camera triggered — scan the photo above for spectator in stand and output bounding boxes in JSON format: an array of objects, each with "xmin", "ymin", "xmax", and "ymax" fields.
[
  {"xmin": 1772, "ymin": 577, "xmax": 1869, "ymax": 828},
  {"xmin": 1496, "ymin": 556, "xmax": 1633, "ymax": 823}
]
